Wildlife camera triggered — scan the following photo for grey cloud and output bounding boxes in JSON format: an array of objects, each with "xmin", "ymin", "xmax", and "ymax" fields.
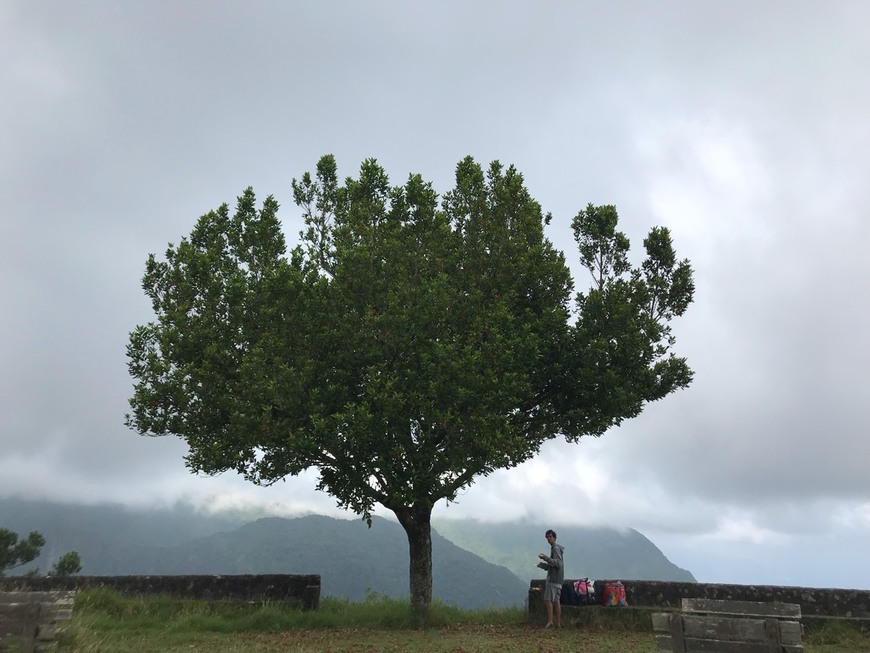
[{"xmin": 2, "ymin": 0, "xmax": 869, "ymax": 588}]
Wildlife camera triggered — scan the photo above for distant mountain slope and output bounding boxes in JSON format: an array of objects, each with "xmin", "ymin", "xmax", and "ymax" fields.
[
  {"xmin": 119, "ymin": 515, "xmax": 527, "ymax": 608},
  {"xmin": 0, "ymin": 497, "xmax": 253, "ymax": 573},
  {"xmin": 0, "ymin": 498, "xmax": 695, "ymax": 608},
  {"xmin": 0, "ymin": 499, "xmax": 525, "ymax": 609},
  {"xmin": 433, "ymin": 518, "xmax": 696, "ymax": 583}
]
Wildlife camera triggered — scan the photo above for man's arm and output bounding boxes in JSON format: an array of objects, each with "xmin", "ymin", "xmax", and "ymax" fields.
[{"xmin": 547, "ymin": 545, "xmax": 563, "ymax": 569}]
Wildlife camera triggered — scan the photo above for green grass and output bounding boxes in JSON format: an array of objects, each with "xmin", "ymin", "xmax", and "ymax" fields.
[
  {"xmin": 54, "ymin": 589, "xmax": 870, "ymax": 653},
  {"xmin": 804, "ymin": 619, "xmax": 870, "ymax": 652}
]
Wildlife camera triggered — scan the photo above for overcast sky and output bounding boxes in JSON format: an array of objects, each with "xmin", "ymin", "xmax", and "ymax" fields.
[{"xmin": 2, "ymin": 1, "xmax": 869, "ymax": 590}]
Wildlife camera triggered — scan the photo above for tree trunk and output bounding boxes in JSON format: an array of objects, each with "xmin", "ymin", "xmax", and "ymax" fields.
[{"xmin": 394, "ymin": 504, "xmax": 433, "ymax": 617}]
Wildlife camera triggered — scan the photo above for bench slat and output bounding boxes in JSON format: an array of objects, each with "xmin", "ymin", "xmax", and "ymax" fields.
[
  {"xmin": 684, "ymin": 638, "xmax": 786, "ymax": 652},
  {"xmin": 682, "ymin": 598, "xmax": 801, "ymax": 619},
  {"xmin": 679, "ymin": 614, "xmax": 802, "ymax": 646},
  {"xmin": 0, "ymin": 602, "xmax": 40, "ymax": 623},
  {"xmin": 0, "ymin": 592, "xmax": 71, "ymax": 604}
]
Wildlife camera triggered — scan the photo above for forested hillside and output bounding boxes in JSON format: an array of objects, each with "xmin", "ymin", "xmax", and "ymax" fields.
[
  {"xmin": 0, "ymin": 500, "xmax": 523, "ymax": 608},
  {"xmin": 0, "ymin": 499, "xmax": 695, "ymax": 609}
]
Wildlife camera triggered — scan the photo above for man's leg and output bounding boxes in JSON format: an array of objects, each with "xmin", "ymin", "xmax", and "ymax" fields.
[
  {"xmin": 554, "ymin": 599, "xmax": 561, "ymax": 627},
  {"xmin": 545, "ymin": 600, "xmax": 553, "ymax": 626}
]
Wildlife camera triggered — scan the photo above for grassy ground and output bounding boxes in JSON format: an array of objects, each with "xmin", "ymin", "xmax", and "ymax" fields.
[
  {"xmin": 60, "ymin": 624, "xmax": 659, "ymax": 653},
  {"xmin": 54, "ymin": 589, "xmax": 870, "ymax": 653}
]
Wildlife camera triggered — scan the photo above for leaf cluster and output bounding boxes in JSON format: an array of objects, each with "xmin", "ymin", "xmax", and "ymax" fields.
[
  {"xmin": 558, "ymin": 204, "xmax": 695, "ymax": 437},
  {"xmin": 49, "ymin": 550, "xmax": 82, "ymax": 576},
  {"xmin": 126, "ymin": 156, "xmax": 694, "ymax": 522},
  {"xmin": 0, "ymin": 527, "xmax": 45, "ymax": 575}
]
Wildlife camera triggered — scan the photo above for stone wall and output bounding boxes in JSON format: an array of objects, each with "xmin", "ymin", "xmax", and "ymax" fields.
[
  {"xmin": 0, "ymin": 575, "xmax": 321, "ymax": 611},
  {"xmin": 529, "ymin": 578, "xmax": 870, "ymax": 628}
]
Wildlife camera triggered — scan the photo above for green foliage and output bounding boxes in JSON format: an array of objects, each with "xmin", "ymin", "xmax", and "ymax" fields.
[
  {"xmin": 69, "ymin": 587, "xmax": 524, "ymax": 634},
  {"xmin": 49, "ymin": 550, "xmax": 82, "ymax": 576},
  {"xmin": 61, "ymin": 590, "xmax": 870, "ymax": 653},
  {"xmin": 560, "ymin": 205, "xmax": 694, "ymax": 438},
  {"xmin": 126, "ymin": 156, "xmax": 695, "ymax": 610},
  {"xmin": 0, "ymin": 527, "xmax": 45, "ymax": 576},
  {"xmin": 804, "ymin": 618, "xmax": 870, "ymax": 648},
  {"xmin": 1, "ymin": 526, "xmax": 82, "ymax": 578}
]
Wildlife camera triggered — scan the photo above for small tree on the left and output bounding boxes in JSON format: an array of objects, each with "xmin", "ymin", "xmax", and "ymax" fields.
[
  {"xmin": 48, "ymin": 552, "xmax": 82, "ymax": 577},
  {"xmin": 0, "ymin": 528, "xmax": 45, "ymax": 576},
  {"xmin": 0, "ymin": 528, "xmax": 82, "ymax": 577}
]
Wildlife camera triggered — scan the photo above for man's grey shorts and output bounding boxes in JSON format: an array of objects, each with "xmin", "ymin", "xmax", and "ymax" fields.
[{"xmin": 544, "ymin": 582, "xmax": 562, "ymax": 602}]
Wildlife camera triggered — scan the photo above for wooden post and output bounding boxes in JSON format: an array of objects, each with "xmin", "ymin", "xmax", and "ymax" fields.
[
  {"xmin": 764, "ymin": 617, "xmax": 782, "ymax": 653},
  {"xmin": 668, "ymin": 613, "xmax": 687, "ymax": 653}
]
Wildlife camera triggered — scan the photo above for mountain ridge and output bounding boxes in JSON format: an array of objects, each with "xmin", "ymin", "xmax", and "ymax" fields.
[
  {"xmin": 0, "ymin": 498, "xmax": 694, "ymax": 608},
  {"xmin": 433, "ymin": 518, "xmax": 696, "ymax": 583}
]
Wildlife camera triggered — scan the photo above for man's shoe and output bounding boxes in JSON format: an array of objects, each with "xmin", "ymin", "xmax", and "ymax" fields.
[{"xmin": 544, "ymin": 623, "xmax": 553, "ymax": 629}]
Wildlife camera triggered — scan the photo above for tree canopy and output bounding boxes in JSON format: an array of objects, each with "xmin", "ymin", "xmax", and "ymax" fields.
[
  {"xmin": 126, "ymin": 155, "xmax": 694, "ymax": 613},
  {"xmin": 49, "ymin": 551, "xmax": 82, "ymax": 577},
  {"xmin": 0, "ymin": 528, "xmax": 44, "ymax": 576},
  {"xmin": 0, "ymin": 528, "xmax": 81, "ymax": 577}
]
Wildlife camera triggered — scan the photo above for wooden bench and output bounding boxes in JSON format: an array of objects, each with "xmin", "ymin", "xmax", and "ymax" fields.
[
  {"xmin": 653, "ymin": 598, "xmax": 803, "ymax": 652},
  {"xmin": 0, "ymin": 591, "xmax": 75, "ymax": 652}
]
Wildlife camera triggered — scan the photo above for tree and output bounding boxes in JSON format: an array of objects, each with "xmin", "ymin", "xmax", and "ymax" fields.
[
  {"xmin": 0, "ymin": 528, "xmax": 45, "ymax": 576},
  {"xmin": 126, "ymin": 155, "xmax": 694, "ymax": 615},
  {"xmin": 48, "ymin": 551, "xmax": 82, "ymax": 577},
  {"xmin": 1, "ymin": 528, "xmax": 83, "ymax": 578}
]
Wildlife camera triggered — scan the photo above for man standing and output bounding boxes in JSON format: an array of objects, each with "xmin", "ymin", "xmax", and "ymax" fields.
[{"xmin": 537, "ymin": 529, "xmax": 564, "ymax": 628}]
